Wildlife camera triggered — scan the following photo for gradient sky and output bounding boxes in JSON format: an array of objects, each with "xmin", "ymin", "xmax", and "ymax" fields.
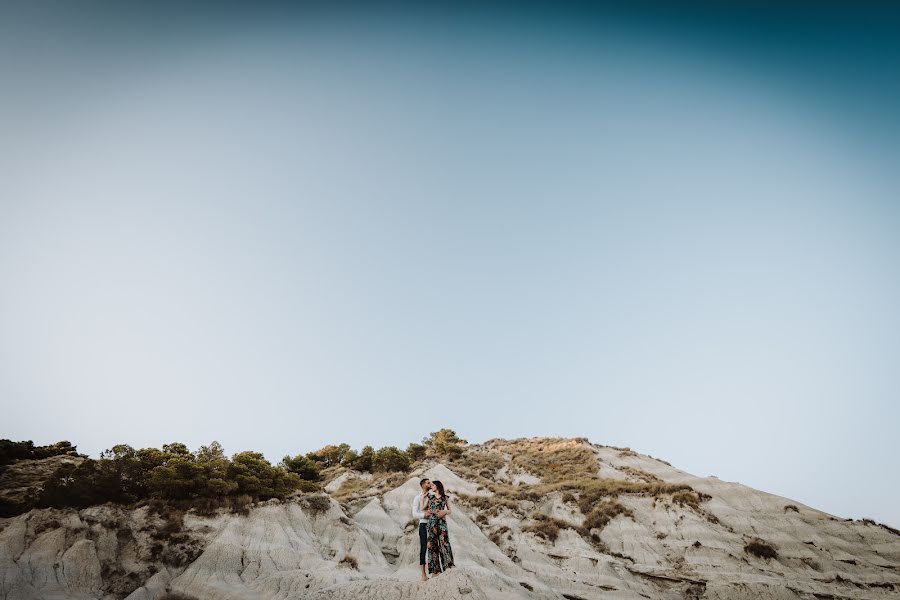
[{"xmin": 2, "ymin": 4, "xmax": 899, "ymax": 526}]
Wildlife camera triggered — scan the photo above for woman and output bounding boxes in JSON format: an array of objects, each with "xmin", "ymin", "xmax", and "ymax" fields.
[{"xmin": 421, "ymin": 479, "xmax": 454, "ymax": 575}]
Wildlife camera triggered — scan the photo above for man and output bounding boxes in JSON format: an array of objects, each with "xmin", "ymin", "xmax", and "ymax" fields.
[{"xmin": 412, "ymin": 478, "xmax": 449, "ymax": 581}]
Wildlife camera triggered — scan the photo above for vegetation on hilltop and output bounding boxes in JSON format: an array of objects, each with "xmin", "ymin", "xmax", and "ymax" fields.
[
  {"xmin": 0, "ymin": 431, "xmax": 709, "ymax": 540},
  {"xmin": 0, "ymin": 430, "xmax": 466, "ymax": 517},
  {"xmin": 0, "ymin": 439, "xmax": 80, "ymax": 466}
]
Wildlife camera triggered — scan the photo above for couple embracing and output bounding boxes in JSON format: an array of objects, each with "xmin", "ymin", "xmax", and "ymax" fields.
[{"xmin": 411, "ymin": 477, "xmax": 455, "ymax": 581}]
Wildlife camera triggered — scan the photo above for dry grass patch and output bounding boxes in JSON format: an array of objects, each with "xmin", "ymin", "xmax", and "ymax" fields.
[
  {"xmin": 329, "ymin": 476, "xmax": 371, "ymax": 501},
  {"xmin": 671, "ymin": 491, "xmax": 711, "ymax": 510},
  {"xmin": 503, "ymin": 438, "xmax": 600, "ymax": 484},
  {"xmin": 339, "ymin": 554, "xmax": 358, "ymax": 569},
  {"xmin": 457, "ymin": 492, "xmax": 521, "ymax": 516},
  {"xmin": 618, "ymin": 466, "xmax": 661, "ymax": 483},
  {"xmin": 573, "ymin": 479, "xmax": 693, "ymax": 513},
  {"xmin": 455, "ymin": 449, "xmax": 506, "ymax": 481},
  {"xmin": 460, "ymin": 438, "xmax": 704, "ymax": 532},
  {"xmin": 489, "ymin": 525, "xmax": 511, "ymax": 546},
  {"xmin": 523, "ymin": 514, "xmax": 572, "ymax": 543},
  {"xmin": 329, "ymin": 470, "xmax": 408, "ymax": 502},
  {"xmin": 581, "ymin": 500, "xmax": 633, "ymax": 533}
]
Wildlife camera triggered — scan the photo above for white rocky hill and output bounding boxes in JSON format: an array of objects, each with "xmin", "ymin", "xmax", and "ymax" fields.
[{"xmin": 1, "ymin": 438, "xmax": 898, "ymax": 600}]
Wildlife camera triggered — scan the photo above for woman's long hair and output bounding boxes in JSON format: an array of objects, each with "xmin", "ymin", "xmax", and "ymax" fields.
[{"xmin": 432, "ymin": 480, "xmax": 446, "ymax": 499}]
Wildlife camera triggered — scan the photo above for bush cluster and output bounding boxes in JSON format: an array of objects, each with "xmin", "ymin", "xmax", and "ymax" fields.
[
  {"xmin": 291, "ymin": 429, "xmax": 464, "ymax": 476},
  {"xmin": 6, "ymin": 429, "xmax": 469, "ymax": 515},
  {"xmin": 36, "ymin": 441, "xmax": 301, "ymax": 511},
  {"xmin": 0, "ymin": 439, "xmax": 80, "ymax": 466}
]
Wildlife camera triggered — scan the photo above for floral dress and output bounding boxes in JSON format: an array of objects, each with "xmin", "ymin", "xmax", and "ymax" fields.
[{"xmin": 425, "ymin": 494, "xmax": 454, "ymax": 574}]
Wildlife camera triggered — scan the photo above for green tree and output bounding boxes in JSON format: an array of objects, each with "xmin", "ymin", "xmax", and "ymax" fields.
[
  {"xmin": 306, "ymin": 443, "xmax": 351, "ymax": 467},
  {"xmin": 162, "ymin": 442, "xmax": 191, "ymax": 456},
  {"xmin": 228, "ymin": 451, "xmax": 301, "ymax": 499},
  {"xmin": 341, "ymin": 449, "xmax": 359, "ymax": 466},
  {"xmin": 373, "ymin": 446, "xmax": 411, "ymax": 472},
  {"xmin": 195, "ymin": 441, "xmax": 226, "ymax": 463},
  {"xmin": 405, "ymin": 443, "xmax": 426, "ymax": 462},
  {"xmin": 25, "ymin": 440, "xmax": 304, "ymax": 516},
  {"xmin": 349, "ymin": 446, "xmax": 374, "ymax": 473},
  {"xmin": 148, "ymin": 456, "xmax": 207, "ymax": 500},
  {"xmin": 38, "ymin": 460, "xmax": 106, "ymax": 508},
  {"xmin": 206, "ymin": 477, "xmax": 238, "ymax": 495},
  {"xmin": 281, "ymin": 454, "xmax": 321, "ymax": 481},
  {"xmin": 423, "ymin": 429, "xmax": 465, "ymax": 460}
]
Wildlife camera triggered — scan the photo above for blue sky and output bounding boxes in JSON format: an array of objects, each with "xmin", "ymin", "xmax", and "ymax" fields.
[{"xmin": 2, "ymin": 4, "xmax": 899, "ymax": 525}]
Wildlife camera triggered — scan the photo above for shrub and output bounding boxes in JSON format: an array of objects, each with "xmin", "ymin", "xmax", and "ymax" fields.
[
  {"xmin": 744, "ymin": 538, "xmax": 778, "ymax": 559},
  {"xmin": 339, "ymin": 555, "xmax": 358, "ymax": 569},
  {"xmin": 302, "ymin": 495, "xmax": 332, "ymax": 514},
  {"xmin": 784, "ymin": 504, "xmax": 799, "ymax": 513},
  {"xmin": 296, "ymin": 480, "xmax": 322, "ymax": 493},
  {"xmin": 230, "ymin": 495, "xmax": 253, "ymax": 515},
  {"xmin": 191, "ymin": 497, "xmax": 223, "ymax": 517}
]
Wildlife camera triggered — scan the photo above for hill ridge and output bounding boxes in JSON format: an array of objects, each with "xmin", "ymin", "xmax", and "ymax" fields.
[{"xmin": 1, "ymin": 437, "xmax": 899, "ymax": 599}]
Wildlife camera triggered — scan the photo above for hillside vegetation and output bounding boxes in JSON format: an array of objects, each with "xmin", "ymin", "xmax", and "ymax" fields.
[{"xmin": 0, "ymin": 429, "xmax": 465, "ymax": 517}]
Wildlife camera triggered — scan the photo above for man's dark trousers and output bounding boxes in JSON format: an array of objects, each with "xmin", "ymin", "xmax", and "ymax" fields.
[{"xmin": 419, "ymin": 523, "xmax": 428, "ymax": 565}]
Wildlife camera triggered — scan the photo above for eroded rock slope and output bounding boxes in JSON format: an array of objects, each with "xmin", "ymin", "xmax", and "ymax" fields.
[{"xmin": 2, "ymin": 438, "xmax": 898, "ymax": 599}]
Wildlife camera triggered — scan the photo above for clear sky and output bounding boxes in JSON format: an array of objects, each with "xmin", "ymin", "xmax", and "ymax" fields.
[{"xmin": 2, "ymin": 4, "xmax": 899, "ymax": 526}]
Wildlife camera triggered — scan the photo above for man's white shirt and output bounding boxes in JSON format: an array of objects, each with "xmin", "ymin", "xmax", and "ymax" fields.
[{"xmin": 412, "ymin": 493, "xmax": 428, "ymax": 524}]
